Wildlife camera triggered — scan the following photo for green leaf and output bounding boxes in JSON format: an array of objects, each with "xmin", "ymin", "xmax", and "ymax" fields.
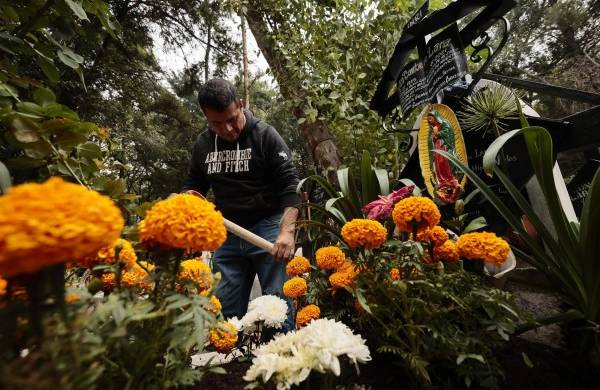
[
  {"xmin": 54, "ymin": 130, "xmax": 87, "ymax": 149},
  {"xmin": 463, "ymin": 216, "xmax": 487, "ymax": 232},
  {"xmin": 328, "ymin": 91, "xmax": 340, "ymax": 99},
  {"xmin": 579, "ymin": 167, "xmax": 600, "ymax": 318},
  {"xmin": 57, "ymin": 50, "xmax": 80, "ymax": 69},
  {"xmin": 36, "ymin": 56, "xmax": 60, "ymax": 83},
  {"xmin": 33, "ymin": 88, "xmax": 56, "ymax": 105},
  {"xmin": 65, "ymin": 0, "xmax": 90, "ymax": 21},
  {"xmin": 456, "ymin": 354, "xmax": 485, "ymax": 365},
  {"xmin": 521, "ymin": 352, "xmax": 534, "ymax": 368},
  {"xmin": 355, "ymin": 289, "xmax": 372, "ymax": 314},
  {"xmin": 4, "ymin": 157, "xmax": 46, "ymax": 169},
  {"xmin": 337, "ymin": 167, "xmax": 362, "ymax": 217},
  {"xmin": 77, "ymin": 141, "xmax": 102, "ymax": 159},
  {"xmin": 0, "ymin": 161, "xmax": 11, "ymax": 195},
  {"xmin": 374, "ymin": 168, "xmax": 390, "ymax": 196},
  {"xmin": 360, "ymin": 150, "xmax": 378, "ymax": 205},
  {"xmin": 24, "ymin": 141, "xmax": 52, "ymax": 159},
  {"xmin": 11, "ymin": 117, "xmax": 40, "ymax": 143},
  {"xmin": 104, "ymin": 179, "xmax": 126, "ymax": 197}
]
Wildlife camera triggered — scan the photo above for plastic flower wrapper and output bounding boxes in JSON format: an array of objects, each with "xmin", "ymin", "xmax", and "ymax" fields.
[
  {"xmin": 361, "ymin": 185, "xmax": 414, "ymax": 221},
  {"xmin": 244, "ymin": 318, "xmax": 371, "ymax": 390}
]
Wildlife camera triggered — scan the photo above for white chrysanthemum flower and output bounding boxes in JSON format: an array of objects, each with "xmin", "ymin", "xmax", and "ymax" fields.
[
  {"xmin": 303, "ymin": 318, "xmax": 371, "ymax": 366},
  {"xmin": 244, "ymin": 318, "xmax": 370, "ymax": 389},
  {"xmin": 246, "ymin": 294, "xmax": 289, "ymax": 328},
  {"xmin": 228, "ymin": 316, "xmax": 243, "ymax": 332}
]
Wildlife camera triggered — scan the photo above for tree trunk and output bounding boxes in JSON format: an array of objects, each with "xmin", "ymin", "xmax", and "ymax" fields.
[
  {"xmin": 205, "ymin": 25, "xmax": 211, "ymax": 82},
  {"xmin": 245, "ymin": 5, "xmax": 342, "ymax": 180},
  {"xmin": 240, "ymin": 13, "xmax": 250, "ymax": 109}
]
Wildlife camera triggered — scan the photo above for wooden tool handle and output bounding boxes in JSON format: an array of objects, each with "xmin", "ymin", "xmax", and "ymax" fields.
[{"xmin": 223, "ymin": 218, "xmax": 274, "ymax": 252}]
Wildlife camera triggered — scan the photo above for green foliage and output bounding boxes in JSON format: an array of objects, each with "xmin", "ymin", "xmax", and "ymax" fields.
[
  {"xmin": 440, "ymin": 98, "xmax": 600, "ymax": 327},
  {"xmin": 250, "ymin": 0, "xmax": 424, "ymax": 172},
  {"xmin": 298, "ymin": 150, "xmax": 394, "ymax": 247},
  {"xmin": 492, "ymin": 0, "xmax": 599, "ymax": 117},
  {"xmin": 360, "ymin": 269, "xmax": 519, "ymax": 389},
  {"xmin": 0, "ymin": 254, "xmax": 220, "ymax": 389}
]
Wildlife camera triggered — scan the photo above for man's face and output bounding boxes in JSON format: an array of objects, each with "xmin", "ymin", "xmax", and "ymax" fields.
[{"xmin": 203, "ymin": 101, "xmax": 246, "ymax": 142}]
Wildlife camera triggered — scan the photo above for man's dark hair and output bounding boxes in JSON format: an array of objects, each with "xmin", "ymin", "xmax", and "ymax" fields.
[{"xmin": 197, "ymin": 78, "xmax": 240, "ymax": 111}]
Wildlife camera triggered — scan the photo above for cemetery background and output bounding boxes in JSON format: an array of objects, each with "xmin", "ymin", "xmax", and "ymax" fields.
[{"xmin": 1, "ymin": 0, "xmax": 600, "ymax": 389}]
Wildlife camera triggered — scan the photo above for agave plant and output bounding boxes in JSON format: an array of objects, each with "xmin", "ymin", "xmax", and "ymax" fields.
[
  {"xmin": 458, "ymin": 83, "xmax": 519, "ymax": 137},
  {"xmin": 440, "ymin": 98, "xmax": 600, "ymax": 329}
]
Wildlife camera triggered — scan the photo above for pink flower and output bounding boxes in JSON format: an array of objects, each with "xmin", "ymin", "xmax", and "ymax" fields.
[{"xmin": 362, "ymin": 185, "xmax": 415, "ymax": 221}]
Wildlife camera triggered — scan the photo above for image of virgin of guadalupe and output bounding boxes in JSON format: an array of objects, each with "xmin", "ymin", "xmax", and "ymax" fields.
[{"xmin": 418, "ymin": 104, "xmax": 468, "ymax": 205}]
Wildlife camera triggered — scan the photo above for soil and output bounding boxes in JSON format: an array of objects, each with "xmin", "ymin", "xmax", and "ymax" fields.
[{"xmin": 192, "ymin": 336, "xmax": 599, "ymax": 390}]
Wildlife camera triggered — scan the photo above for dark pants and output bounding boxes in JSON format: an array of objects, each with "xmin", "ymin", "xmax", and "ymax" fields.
[{"xmin": 211, "ymin": 213, "xmax": 295, "ymax": 331}]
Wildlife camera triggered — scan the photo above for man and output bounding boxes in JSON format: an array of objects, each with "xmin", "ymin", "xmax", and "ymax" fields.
[{"xmin": 182, "ymin": 78, "xmax": 299, "ymax": 331}]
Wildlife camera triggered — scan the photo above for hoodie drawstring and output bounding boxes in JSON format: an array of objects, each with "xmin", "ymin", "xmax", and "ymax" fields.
[{"xmin": 214, "ymin": 133, "xmax": 241, "ymax": 172}]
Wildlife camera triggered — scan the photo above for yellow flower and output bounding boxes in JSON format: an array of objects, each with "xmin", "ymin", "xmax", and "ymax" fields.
[
  {"xmin": 286, "ymin": 256, "xmax": 311, "ymax": 276},
  {"xmin": 139, "ymin": 194, "xmax": 226, "ymax": 251},
  {"xmin": 78, "ymin": 238, "xmax": 137, "ymax": 269},
  {"xmin": 457, "ymin": 232, "xmax": 510, "ymax": 265},
  {"xmin": 101, "ymin": 262, "xmax": 154, "ymax": 292},
  {"xmin": 209, "ymin": 322, "xmax": 238, "ymax": 353},
  {"xmin": 208, "ymin": 295, "xmax": 222, "ymax": 313},
  {"xmin": 315, "ymin": 246, "xmax": 346, "ymax": 270},
  {"xmin": 296, "ymin": 304, "xmax": 320, "ymax": 327},
  {"xmin": 178, "ymin": 258, "xmax": 213, "ymax": 294},
  {"xmin": 283, "ymin": 277, "xmax": 307, "ymax": 298},
  {"xmin": 341, "ymin": 219, "xmax": 388, "ymax": 249},
  {"xmin": 389, "ymin": 268, "xmax": 402, "ymax": 280},
  {"xmin": 434, "ymin": 240, "xmax": 459, "ymax": 263},
  {"xmin": 329, "ymin": 265, "xmax": 358, "ymax": 290},
  {"xmin": 416, "ymin": 226, "xmax": 449, "ymax": 247},
  {"xmin": 392, "ymin": 196, "xmax": 440, "ymax": 233},
  {"xmin": 0, "ymin": 177, "xmax": 124, "ymax": 277}
]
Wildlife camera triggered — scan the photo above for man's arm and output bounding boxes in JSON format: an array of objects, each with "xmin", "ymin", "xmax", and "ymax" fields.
[
  {"xmin": 272, "ymin": 207, "xmax": 299, "ymax": 261},
  {"xmin": 182, "ymin": 141, "xmax": 210, "ymax": 195},
  {"xmin": 263, "ymin": 126, "xmax": 302, "ymax": 262}
]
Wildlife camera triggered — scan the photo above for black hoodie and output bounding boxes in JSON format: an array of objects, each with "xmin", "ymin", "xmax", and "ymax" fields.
[{"xmin": 182, "ymin": 110, "xmax": 301, "ymax": 227}]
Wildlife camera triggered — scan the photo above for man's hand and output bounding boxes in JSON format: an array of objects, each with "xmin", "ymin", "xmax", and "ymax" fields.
[
  {"xmin": 271, "ymin": 230, "xmax": 295, "ymax": 262},
  {"xmin": 271, "ymin": 207, "xmax": 299, "ymax": 262}
]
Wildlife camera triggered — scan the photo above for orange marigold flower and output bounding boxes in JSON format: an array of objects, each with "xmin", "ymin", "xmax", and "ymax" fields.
[
  {"xmin": 78, "ymin": 238, "xmax": 137, "ymax": 269},
  {"xmin": 286, "ymin": 256, "xmax": 311, "ymax": 276},
  {"xmin": 0, "ymin": 277, "xmax": 6, "ymax": 295},
  {"xmin": 101, "ymin": 261, "xmax": 154, "ymax": 292},
  {"xmin": 65, "ymin": 293, "xmax": 80, "ymax": 303},
  {"xmin": 139, "ymin": 194, "xmax": 226, "ymax": 251},
  {"xmin": 209, "ymin": 321, "xmax": 238, "ymax": 353},
  {"xmin": 178, "ymin": 258, "xmax": 213, "ymax": 294},
  {"xmin": 434, "ymin": 240, "xmax": 459, "ymax": 263},
  {"xmin": 0, "ymin": 177, "xmax": 124, "ymax": 277},
  {"xmin": 392, "ymin": 196, "xmax": 440, "ymax": 233},
  {"xmin": 389, "ymin": 268, "xmax": 402, "ymax": 280},
  {"xmin": 341, "ymin": 219, "xmax": 388, "ymax": 249},
  {"xmin": 416, "ymin": 226, "xmax": 449, "ymax": 247},
  {"xmin": 208, "ymin": 295, "xmax": 222, "ymax": 313},
  {"xmin": 329, "ymin": 266, "xmax": 358, "ymax": 290},
  {"xmin": 296, "ymin": 304, "xmax": 320, "ymax": 327},
  {"xmin": 315, "ymin": 246, "xmax": 346, "ymax": 270},
  {"xmin": 101, "ymin": 273, "xmax": 116, "ymax": 291},
  {"xmin": 457, "ymin": 232, "xmax": 510, "ymax": 265},
  {"xmin": 283, "ymin": 277, "xmax": 307, "ymax": 298}
]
